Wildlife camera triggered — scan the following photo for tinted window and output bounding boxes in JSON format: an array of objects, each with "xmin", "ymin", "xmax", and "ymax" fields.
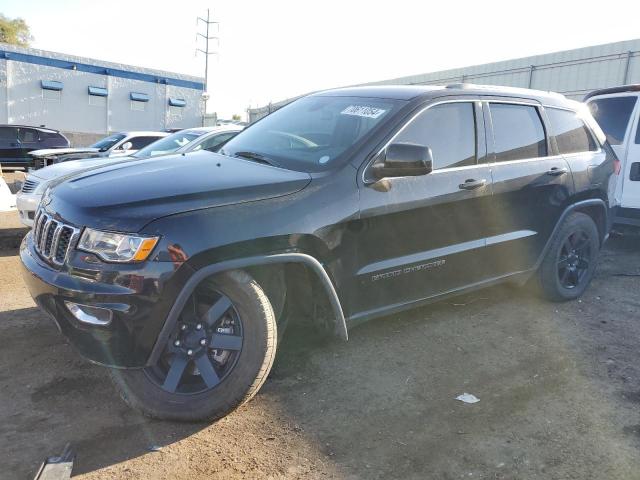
[
  {"xmin": 490, "ymin": 103, "xmax": 547, "ymax": 161},
  {"xmin": 0, "ymin": 127, "xmax": 18, "ymax": 143},
  {"xmin": 129, "ymin": 136, "xmax": 161, "ymax": 150},
  {"xmin": 18, "ymin": 128, "xmax": 39, "ymax": 143},
  {"xmin": 200, "ymin": 132, "xmax": 238, "ymax": 151},
  {"xmin": 133, "ymin": 131, "xmax": 202, "ymax": 158},
  {"xmin": 220, "ymin": 95, "xmax": 403, "ymax": 172},
  {"xmin": 91, "ymin": 134, "xmax": 126, "ymax": 150},
  {"xmin": 547, "ymin": 108, "xmax": 597, "ymax": 154},
  {"xmin": 588, "ymin": 96, "xmax": 637, "ymax": 145},
  {"xmin": 394, "ymin": 102, "xmax": 476, "ymax": 169}
]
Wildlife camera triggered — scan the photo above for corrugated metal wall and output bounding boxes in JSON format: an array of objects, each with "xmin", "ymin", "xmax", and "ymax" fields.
[{"xmin": 248, "ymin": 39, "xmax": 640, "ymax": 123}]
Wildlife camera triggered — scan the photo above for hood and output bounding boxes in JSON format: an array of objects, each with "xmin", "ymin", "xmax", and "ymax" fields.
[
  {"xmin": 29, "ymin": 147, "xmax": 100, "ymax": 157},
  {"xmin": 30, "ymin": 156, "xmax": 134, "ymax": 184},
  {"xmin": 47, "ymin": 150, "xmax": 312, "ymax": 232}
]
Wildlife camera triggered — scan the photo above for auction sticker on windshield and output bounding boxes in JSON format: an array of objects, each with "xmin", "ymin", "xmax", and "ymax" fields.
[{"xmin": 341, "ymin": 105, "xmax": 387, "ymax": 119}]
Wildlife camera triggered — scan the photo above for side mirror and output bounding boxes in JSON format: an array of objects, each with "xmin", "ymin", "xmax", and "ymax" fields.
[
  {"xmin": 371, "ymin": 143, "xmax": 433, "ymax": 179},
  {"xmin": 120, "ymin": 141, "xmax": 133, "ymax": 151}
]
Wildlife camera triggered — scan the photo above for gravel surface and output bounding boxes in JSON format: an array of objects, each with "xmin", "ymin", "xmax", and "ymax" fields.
[{"xmin": 1, "ymin": 236, "xmax": 640, "ymax": 479}]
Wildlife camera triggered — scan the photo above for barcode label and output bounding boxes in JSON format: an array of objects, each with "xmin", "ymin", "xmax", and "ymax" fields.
[{"xmin": 341, "ymin": 105, "xmax": 386, "ymax": 119}]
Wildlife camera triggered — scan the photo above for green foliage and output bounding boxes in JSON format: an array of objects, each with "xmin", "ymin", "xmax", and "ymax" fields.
[
  {"xmin": 0, "ymin": 14, "xmax": 32, "ymax": 47},
  {"xmin": 232, "ymin": 114, "xmax": 241, "ymax": 121}
]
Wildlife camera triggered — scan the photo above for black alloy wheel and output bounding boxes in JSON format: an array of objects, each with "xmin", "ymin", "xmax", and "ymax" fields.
[
  {"xmin": 556, "ymin": 230, "xmax": 592, "ymax": 289},
  {"xmin": 536, "ymin": 212, "xmax": 599, "ymax": 302},
  {"xmin": 144, "ymin": 290, "xmax": 244, "ymax": 394}
]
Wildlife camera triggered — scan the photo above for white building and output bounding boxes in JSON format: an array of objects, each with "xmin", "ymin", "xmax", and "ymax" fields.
[
  {"xmin": 248, "ymin": 39, "xmax": 640, "ymax": 122},
  {"xmin": 0, "ymin": 43, "xmax": 205, "ymax": 145}
]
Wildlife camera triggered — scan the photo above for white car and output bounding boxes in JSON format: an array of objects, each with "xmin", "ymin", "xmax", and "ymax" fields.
[
  {"xmin": 586, "ymin": 85, "xmax": 640, "ymax": 227},
  {"xmin": 28, "ymin": 131, "xmax": 168, "ymax": 169},
  {"xmin": 16, "ymin": 125, "xmax": 243, "ymax": 226}
]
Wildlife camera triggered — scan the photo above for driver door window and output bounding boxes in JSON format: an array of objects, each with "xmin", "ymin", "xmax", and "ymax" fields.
[{"xmin": 393, "ymin": 102, "xmax": 477, "ymax": 169}]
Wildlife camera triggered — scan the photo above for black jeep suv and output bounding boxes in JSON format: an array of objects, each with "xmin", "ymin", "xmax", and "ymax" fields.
[
  {"xmin": 21, "ymin": 84, "xmax": 616, "ymax": 421},
  {"xmin": 0, "ymin": 125, "xmax": 69, "ymax": 168}
]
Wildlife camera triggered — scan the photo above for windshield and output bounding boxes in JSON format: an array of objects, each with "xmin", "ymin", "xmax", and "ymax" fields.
[
  {"xmin": 220, "ymin": 95, "xmax": 403, "ymax": 171},
  {"xmin": 133, "ymin": 130, "xmax": 204, "ymax": 158},
  {"xmin": 90, "ymin": 134, "xmax": 126, "ymax": 151}
]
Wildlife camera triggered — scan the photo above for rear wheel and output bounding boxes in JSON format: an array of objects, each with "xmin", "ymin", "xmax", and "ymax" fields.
[
  {"xmin": 536, "ymin": 212, "xmax": 600, "ymax": 302},
  {"xmin": 109, "ymin": 270, "xmax": 277, "ymax": 422}
]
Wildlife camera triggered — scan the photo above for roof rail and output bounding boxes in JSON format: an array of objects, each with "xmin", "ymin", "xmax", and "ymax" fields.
[{"xmin": 445, "ymin": 82, "xmax": 566, "ymax": 99}]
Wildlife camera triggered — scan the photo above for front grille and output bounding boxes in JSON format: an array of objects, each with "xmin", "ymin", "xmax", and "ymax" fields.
[
  {"xmin": 21, "ymin": 178, "xmax": 40, "ymax": 194},
  {"xmin": 33, "ymin": 210, "xmax": 80, "ymax": 266},
  {"xmin": 33, "ymin": 156, "xmax": 55, "ymax": 170}
]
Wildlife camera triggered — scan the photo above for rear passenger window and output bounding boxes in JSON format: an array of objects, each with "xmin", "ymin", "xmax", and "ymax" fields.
[
  {"xmin": 394, "ymin": 102, "xmax": 476, "ymax": 169},
  {"xmin": 588, "ymin": 96, "xmax": 637, "ymax": 145},
  {"xmin": 490, "ymin": 103, "xmax": 547, "ymax": 161},
  {"xmin": 0, "ymin": 127, "xmax": 17, "ymax": 146},
  {"xmin": 546, "ymin": 108, "xmax": 597, "ymax": 154},
  {"xmin": 18, "ymin": 128, "xmax": 39, "ymax": 143}
]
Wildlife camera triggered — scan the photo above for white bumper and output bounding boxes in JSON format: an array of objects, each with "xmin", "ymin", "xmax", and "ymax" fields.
[{"xmin": 15, "ymin": 192, "xmax": 41, "ymax": 228}]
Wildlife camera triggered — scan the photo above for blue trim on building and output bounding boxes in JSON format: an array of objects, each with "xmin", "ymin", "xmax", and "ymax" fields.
[
  {"xmin": 168, "ymin": 97, "xmax": 186, "ymax": 107},
  {"xmin": 130, "ymin": 92, "xmax": 150, "ymax": 102},
  {"xmin": 0, "ymin": 49, "xmax": 204, "ymax": 91},
  {"xmin": 88, "ymin": 86, "xmax": 108, "ymax": 97},
  {"xmin": 41, "ymin": 80, "xmax": 63, "ymax": 91}
]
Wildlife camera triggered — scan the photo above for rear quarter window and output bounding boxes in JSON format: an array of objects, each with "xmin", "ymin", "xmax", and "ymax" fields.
[
  {"xmin": 546, "ymin": 108, "xmax": 597, "ymax": 154},
  {"xmin": 588, "ymin": 96, "xmax": 637, "ymax": 145}
]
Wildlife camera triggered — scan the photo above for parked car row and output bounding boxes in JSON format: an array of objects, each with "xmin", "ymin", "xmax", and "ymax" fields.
[
  {"xmin": 19, "ymin": 83, "xmax": 620, "ymax": 423},
  {"xmin": 15, "ymin": 125, "xmax": 243, "ymax": 226},
  {"xmin": 27, "ymin": 131, "xmax": 169, "ymax": 169}
]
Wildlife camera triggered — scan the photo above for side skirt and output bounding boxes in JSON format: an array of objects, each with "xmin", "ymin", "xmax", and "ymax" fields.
[{"xmin": 346, "ymin": 269, "xmax": 534, "ymax": 328}]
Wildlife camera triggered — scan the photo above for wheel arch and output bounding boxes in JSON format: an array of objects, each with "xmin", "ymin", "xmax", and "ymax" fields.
[
  {"xmin": 535, "ymin": 198, "xmax": 609, "ymax": 271},
  {"xmin": 148, "ymin": 253, "xmax": 348, "ymax": 366}
]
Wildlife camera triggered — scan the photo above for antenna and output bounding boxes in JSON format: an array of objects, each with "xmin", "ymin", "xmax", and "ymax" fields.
[{"xmin": 197, "ymin": 8, "xmax": 219, "ymax": 125}]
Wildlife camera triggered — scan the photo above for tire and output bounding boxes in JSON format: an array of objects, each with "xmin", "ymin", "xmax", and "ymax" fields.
[
  {"xmin": 536, "ymin": 212, "xmax": 600, "ymax": 302},
  {"xmin": 109, "ymin": 270, "xmax": 277, "ymax": 422}
]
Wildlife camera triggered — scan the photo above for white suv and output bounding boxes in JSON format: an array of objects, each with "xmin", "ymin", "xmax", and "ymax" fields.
[{"xmin": 586, "ymin": 85, "xmax": 640, "ymax": 227}]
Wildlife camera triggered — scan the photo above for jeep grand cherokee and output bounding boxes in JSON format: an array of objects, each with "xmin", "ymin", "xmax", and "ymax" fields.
[{"xmin": 21, "ymin": 84, "xmax": 617, "ymax": 421}]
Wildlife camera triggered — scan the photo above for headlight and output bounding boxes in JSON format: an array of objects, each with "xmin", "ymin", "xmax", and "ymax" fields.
[{"xmin": 78, "ymin": 228, "xmax": 159, "ymax": 262}]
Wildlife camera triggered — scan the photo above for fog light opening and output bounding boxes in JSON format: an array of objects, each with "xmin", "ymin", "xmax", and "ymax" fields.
[{"xmin": 64, "ymin": 301, "xmax": 113, "ymax": 326}]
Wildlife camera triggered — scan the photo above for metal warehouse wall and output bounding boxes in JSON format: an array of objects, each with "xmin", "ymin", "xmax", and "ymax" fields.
[
  {"xmin": 248, "ymin": 39, "xmax": 640, "ymax": 122},
  {"xmin": 0, "ymin": 44, "xmax": 204, "ymax": 143}
]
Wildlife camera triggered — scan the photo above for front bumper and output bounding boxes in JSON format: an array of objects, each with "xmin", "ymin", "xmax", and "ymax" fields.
[
  {"xmin": 20, "ymin": 231, "xmax": 193, "ymax": 368},
  {"xmin": 16, "ymin": 192, "xmax": 41, "ymax": 227}
]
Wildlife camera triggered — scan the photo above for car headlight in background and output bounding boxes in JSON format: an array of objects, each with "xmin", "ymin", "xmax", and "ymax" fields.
[{"xmin": 78, "ymin": 228, "xmax": 159, "ymax": 262}]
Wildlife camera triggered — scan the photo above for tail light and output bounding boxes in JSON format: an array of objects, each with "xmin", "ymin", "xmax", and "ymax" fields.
[{"xmin": 614, "ymin": 156, "xmax": 622, "ymax": 175}]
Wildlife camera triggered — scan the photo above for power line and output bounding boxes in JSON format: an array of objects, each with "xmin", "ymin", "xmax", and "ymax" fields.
[{"xmin": 197, "ymin": 8, "xmax": 219, "ymax": 125}]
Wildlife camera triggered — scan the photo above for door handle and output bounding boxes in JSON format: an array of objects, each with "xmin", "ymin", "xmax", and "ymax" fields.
[
  {"xmin": 459, "ymin": 178, "xmax": 487, "ymax": 190},
  {"xmin": 547, "ymin": 167, "xmax": 568, "ymax": 176}
]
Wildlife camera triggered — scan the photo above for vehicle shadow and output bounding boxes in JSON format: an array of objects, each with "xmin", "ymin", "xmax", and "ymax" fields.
[
  {"xmin": 3, "ymin": 236, "xmax": 640, "ymax": 478},
  {"xmin": 0, "ymin": 305, "xmax": 207, "ymax": 478}
]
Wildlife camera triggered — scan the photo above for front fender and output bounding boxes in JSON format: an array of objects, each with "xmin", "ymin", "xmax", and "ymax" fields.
[{"xmin": 147, "ymin": 253, "xmax": 348, "ymax": 366}]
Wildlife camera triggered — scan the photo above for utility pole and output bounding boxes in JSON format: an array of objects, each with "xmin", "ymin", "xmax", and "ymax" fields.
[{"xmin": 197, "ymin": 8, "xmax": 219, "ymax": 126}]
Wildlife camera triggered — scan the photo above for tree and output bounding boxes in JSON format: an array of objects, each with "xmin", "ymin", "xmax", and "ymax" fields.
[
  {"xmin": 0, "ymin": 14, "xmax": 33, "ymax": 47},
  {"xmin": 232, "ymin": 114, "xmax": 241, "ymax": 121}
]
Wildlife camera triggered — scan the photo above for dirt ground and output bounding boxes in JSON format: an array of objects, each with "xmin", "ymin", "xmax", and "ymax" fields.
[{"xmin": 2, "ymin": 236, "xmax": 640, "ymax": 479}]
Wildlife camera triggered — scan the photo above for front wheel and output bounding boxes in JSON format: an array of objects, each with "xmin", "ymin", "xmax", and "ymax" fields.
[
  {"xmin": 109, "ymin": 270, "xmax": 277, "ymax": 422},
  {"xmin": 536, "ymin": 212, "xmax": 600, "ymax": 302}
]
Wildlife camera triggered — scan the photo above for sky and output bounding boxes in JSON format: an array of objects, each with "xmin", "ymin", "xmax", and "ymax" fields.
[{"xmin": 2, "ymin": 0, "xmax": 640, "ymax": 119}]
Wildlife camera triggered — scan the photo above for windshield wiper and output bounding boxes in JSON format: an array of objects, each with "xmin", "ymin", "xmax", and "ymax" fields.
[{"xmin": 233, "ymin": 151, "xmax": 280, "ymax": 167}]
